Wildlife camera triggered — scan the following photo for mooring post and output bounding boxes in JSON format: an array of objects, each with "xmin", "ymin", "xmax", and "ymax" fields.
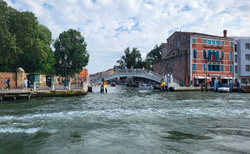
[
  {"xmin": 52, "ymin": 82, "xmax": 55, "ymax": 91},
  {"xmin": 34, "ymin": 82, "xmax": 36, "ymax": 91},
  {"xmin": 68, "ymin": 82, "xmax": 71, "ymax": 90}
]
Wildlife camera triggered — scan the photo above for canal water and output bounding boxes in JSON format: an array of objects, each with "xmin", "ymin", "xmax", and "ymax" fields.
[{"xmin": 0, "ymin": 85, "xmax": 250, "ymax": 154}]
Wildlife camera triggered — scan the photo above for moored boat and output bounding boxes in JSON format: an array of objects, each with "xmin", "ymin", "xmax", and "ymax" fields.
[
  {"xmin": 110, "ymin": 82, "xmax": 116, "ymax": 87},
  {"xmin": 217, "ymin": 85, "xmax": 229, "ymax": 92},
  {"xmin": 139, "ymin": 84, "xmax": 154, "ymax": 90},
  {"xmin": 240, "ymin": 85, "xmax": 250, "ymax": 93}
]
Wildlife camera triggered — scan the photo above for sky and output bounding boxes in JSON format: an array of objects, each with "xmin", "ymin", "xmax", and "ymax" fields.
[{"xmin": 5, "ymin": 0, "xmax": 250, "ymax": 74}]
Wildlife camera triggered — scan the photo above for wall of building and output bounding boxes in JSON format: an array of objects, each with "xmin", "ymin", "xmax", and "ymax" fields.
[
  {"xmin": 0, "ymin": 72, "xmax": 17, "ymax": 89},
  {"xmin": 234, "ymin": 37, "xmax": 250, "ymax": 84},
  {"xmin": 191, "ymin": 36, "xmax": 234, "ymax": 84}
]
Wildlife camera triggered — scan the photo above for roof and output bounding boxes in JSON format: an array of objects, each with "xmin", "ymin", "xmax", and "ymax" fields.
[{"xmin": 170, "ymin": 31, "xmax": 234, "ymax": 40}]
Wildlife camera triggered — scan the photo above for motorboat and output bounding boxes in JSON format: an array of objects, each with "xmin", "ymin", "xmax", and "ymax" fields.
[
  {"xmin": 139, "ymin": 84, "xmax": 154, "ymax": 90},
  {"xmin": 110, "ymin": 82, "xmax": 116, "ymax": 87},
  {"xmin": 240, "ymin": 85, "xmax": 250, "ymax": 93},
  {"xmin": 217, "ymin": 85, "xmax": 229, "ymax": 92}
]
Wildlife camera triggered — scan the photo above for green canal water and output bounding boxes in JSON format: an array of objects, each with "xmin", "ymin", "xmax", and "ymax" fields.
[{"xmin": 0, "ymin": 85, "xmax": 250, "ymax": 154}]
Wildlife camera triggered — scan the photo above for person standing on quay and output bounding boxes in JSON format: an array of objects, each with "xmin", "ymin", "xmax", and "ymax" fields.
[
  {"xmin": 4, "ymin": 78, "xmax": 8, "ymax": 90},
  {"xmin": 6, "ymin": 78, "xmax": 10, "ymax": 90},
  {"xmin": 23, "ymin": 78, "xmax": 28, "ymax": 91}
]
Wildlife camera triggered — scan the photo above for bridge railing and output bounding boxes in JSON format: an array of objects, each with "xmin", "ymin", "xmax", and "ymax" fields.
[{"xmin": 89, "ymin": 69, "xmax": 164, "ymax": 86}]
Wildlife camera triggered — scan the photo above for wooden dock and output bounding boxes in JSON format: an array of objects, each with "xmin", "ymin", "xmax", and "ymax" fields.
[
  {"xmin": 0, "ymin": 89, "xmax": 88, "ymax": 101},
  {"xmin": 0, "ymin": 90, "xmax": 32, "ymax": 101}
]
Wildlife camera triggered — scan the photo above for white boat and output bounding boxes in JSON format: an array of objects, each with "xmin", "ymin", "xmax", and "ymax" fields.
[
  {"xmin": 217, "ymin": 86, "xmax": 229, "ymax": 92},
  {"xmin": 139, "ymin": 84, "xmax": 154, "ymax": 90}
]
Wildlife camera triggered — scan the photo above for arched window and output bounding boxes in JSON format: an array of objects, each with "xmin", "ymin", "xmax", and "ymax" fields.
[
  {"xmin": 193, "ymin": 49, "xmax": 197, "ymax": 59},
  {"xmin": 215, "ymin": 50, "xmax": 219, "ymax": 60},
  {"xmin": 203, "ymin": 49, "xmax": 206, "ymax": 59},
  {"xmin": 221, "ymin": 51, "xmax": 224, "ymax": 60},
  {"xmin": 211, "ymin": 50, "xmax": 215, "ymax": 61},
  {"xmin": 208, "ymin": 50, "xmax": 211, "ymax": 59}
]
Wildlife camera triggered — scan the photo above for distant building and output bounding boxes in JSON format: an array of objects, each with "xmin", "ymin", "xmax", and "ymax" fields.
[
  {"xmin": 79, "ymin": 68, "xmax": 88, "ymax": 81},
  {"xmin": 234, "ymin": 37, "xmax": 250, "ymax": 84},
  {"xmin": 153, "ymin": 30, "xmax": 234, "ymax": 86}
]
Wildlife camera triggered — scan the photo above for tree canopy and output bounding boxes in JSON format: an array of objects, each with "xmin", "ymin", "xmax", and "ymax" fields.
[
  {"xmin": 116, "ymin": 44, "xmax": 163, "ymax": 70},
  {"xmin": 116, "ymin": 47, "xmax": 143, "ymax": 69},
  {"xmin": 0, "ymin": 0, "xmax": 55, "ymax": 74},
  {"xmin": 54, "ymin": 29, "xmax": 89, "ymax": 76},
  {"xmin": 145, "ymin": 44, "xmax": 163, "ymax": 70}
]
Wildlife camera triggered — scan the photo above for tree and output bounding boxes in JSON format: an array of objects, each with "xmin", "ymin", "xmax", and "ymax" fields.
[
  {"xmin": 0, "ymin": 0, "xmax": 56, "ymax": 73},
  {"xmin": 0, "ymin": 0, "xmax": 17, "ymax": 72},
  {"xmin": 116, "ymin": 47, "xmax": 142, "ymax": 69},
  {"xmin": 145, "ymin": 44, "xmax": 163, "ymax": 70},
  {"xmin": 54, "ymin": 29, "xmax": 89, "ymax": 76}
]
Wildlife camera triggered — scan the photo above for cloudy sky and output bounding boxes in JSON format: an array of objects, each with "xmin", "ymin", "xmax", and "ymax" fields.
[{"xmin": 5, "ymin": 0, "xmax": 250, "ymax": 74}]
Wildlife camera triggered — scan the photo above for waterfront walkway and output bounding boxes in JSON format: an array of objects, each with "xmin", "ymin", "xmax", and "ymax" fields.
[{"xmin": 0, "ymin": 83, "xmax": 88, "ymax": 101}]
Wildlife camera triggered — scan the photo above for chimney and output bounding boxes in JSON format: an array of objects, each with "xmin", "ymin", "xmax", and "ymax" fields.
[{"xmin": 223, "ymin": 30, "xmax": 227, "ymax": 37}]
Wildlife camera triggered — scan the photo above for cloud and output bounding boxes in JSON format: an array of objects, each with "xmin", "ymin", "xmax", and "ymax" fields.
[{"xmin": 4, "ymin": 0, "xmax": 250, "ymax": 74}]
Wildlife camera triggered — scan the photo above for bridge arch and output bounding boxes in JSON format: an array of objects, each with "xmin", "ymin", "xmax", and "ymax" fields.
[{"xmin": 89, "ymin": 69, "xmax": 164, "ymax": 86}]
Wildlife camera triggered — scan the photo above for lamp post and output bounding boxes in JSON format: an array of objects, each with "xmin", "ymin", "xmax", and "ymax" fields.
[
  {"xmin": 206, "ymin": 66, "xmax": 208, "ymax": 91},
  {"xmin": 59, "ymin": 54, "xmax": 72, "ymax": 87}
]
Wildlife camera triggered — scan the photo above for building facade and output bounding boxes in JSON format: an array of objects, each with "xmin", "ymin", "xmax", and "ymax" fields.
[
  {"xmin": 234, "ymin": 37, "xmax": 250, "ymax": 84},
  {"xmin": 153, "ymin": 30, "xmax": 234, "ymax": 86},
  {"xmin": 79, "ymin": 68, "xmax": 88, "ymax": 81}
]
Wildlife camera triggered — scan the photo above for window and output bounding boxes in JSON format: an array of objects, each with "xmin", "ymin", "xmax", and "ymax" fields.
[
  {"xmin": 211, "ymin": 50, "xmax": 215, "ymax": 60},
  {"xmin": 221, "ymin": 51, "xmax": 224, "ymax": 60},
  {"xmin": 193, "ymin": 38, "xmax": 196, "ymax": 43},
  {"xmin": 221, "ymin": 65, "xmax": 224, "ymax": 72},
  {"xmin": 203, "ymin": 49, "xmax": 206, "ymax": 59},
  {"xmin": 241, "ymin": 78, "xmax": 246, "ymax": 84},
  {"xmin": 246, "ymin": 43, "xmax": 250, "ymax": 50},
  {"xmin": 216, "ymin": 41, "xmax": 219, "ymax": 45},
  {"xmin": 235, "ymin": 66, "xmax": 237, "ymax": 73},
  {"xmin": 212, "ymin": 40, "xmax": 215, "ymax": 45},
  {"xmin": 208, "ymin": 40, "xmax": 211, "ymax": 44},
  {"xmin": 203, "ymin": 39, "xmax": 206, "ymax": 44},
  {"xmin": 208, "ymin": 64, "xmax": 221, "ymax": 71},
  {"xmin": 230, "ymin": 51, "xmax": 232, "ymax": 61},
  {"xmin": 203, "ymin": 64, "xmax": 206, "ymax": 71},
  {"xmin": 208, "ymin": 64, "xmax": 212, "ymax": 71},
  {"xmin": 246, "ymin": 65, "xmax": 250, "ymax": 71},
  {"xmin": 215, "ymin": 51, "xmax": 219, "ymax": 60},
  {"xmin": 193, "ymin": 64, "xmax": 196, "ymax": 71},
  {"xmin": 221, "ymin": 41, "xmax": 224, "ymax": 45},
  {"xmin": 230, "ymin": 65, "xmax": 233, "ymax": 72},
  {"xmin": 246, "ymin": 54, "xmax": 250, "ymax": 60},
  {"xmin": 208, "ymin": 50, "xmax": 211, "ymax": 59},
  {"xmin": 235, "ymin": 44, "xmax": 237, "ymax": 52},
  {"xmin": 230, "ymin": 42, "xmax": 233, "ymax": 46},
  {"xmin": 235, "ymin": 55, "xmax": 237, "ymax": 62},
  {"xmin": 193, "ymin": 49, "xmax": 197, "ymax": 59}
]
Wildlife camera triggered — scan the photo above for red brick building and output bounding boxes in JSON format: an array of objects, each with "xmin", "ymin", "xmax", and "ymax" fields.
[{"xmin": 154, "ymin": 30, "xmax": 234, "ymax": 86}]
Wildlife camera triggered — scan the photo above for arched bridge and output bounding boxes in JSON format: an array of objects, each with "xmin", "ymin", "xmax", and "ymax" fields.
[{"xmin": 89, "ymin": 69, "xmax": 179, "ymax": 87}]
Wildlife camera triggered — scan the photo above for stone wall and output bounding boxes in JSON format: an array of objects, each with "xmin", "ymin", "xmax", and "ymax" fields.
[
  {"xmin": 0, "ymin": 72, "xmax": 17, "ymax": 89},
  {"xmin": 153, "ymin": 50, "xmax": 189, "ymax": 85}
]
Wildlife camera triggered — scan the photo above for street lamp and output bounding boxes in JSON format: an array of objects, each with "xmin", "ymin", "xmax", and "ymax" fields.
[
  {"xmin": 59, "ymin": 54, "xmax": 72, "ymax": 87},
  {"xmin": 206, "ymin": 66, "xmax": 208, "ymax": 91}
]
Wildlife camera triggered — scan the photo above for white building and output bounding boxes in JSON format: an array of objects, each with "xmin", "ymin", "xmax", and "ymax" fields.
[{"xmin": 234, "ymin": 37, "xmax": 250, "ymax": 84}]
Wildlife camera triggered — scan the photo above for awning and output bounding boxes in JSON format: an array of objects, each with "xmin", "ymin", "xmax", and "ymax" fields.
[
  {"xmin": 194, "ymin": 76, "xmax": 207, "ymax": 79},
  {"xmin": 221, "ymin": 77, "xmax": 232, "ymax": 79}
]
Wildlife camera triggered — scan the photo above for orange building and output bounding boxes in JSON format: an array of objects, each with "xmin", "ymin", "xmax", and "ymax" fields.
[
  {"xmin": 79, "ymin": 68, "xmax": 88, "ymax": 81},
  {"xmin": 154, "ymin": 30, "xmax": 234, "ymax": 86}
]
